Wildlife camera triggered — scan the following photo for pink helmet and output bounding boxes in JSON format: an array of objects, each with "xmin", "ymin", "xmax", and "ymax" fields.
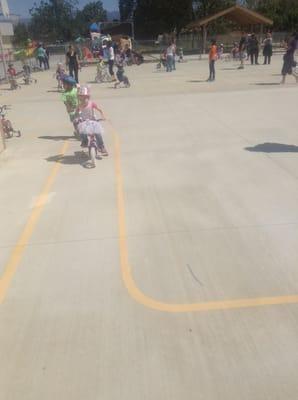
[{"xmin": 78, "ymin": 85, "xmax": 90, "ymax": 97}]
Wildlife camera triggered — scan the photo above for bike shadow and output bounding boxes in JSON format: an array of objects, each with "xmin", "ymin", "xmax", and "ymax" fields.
[
  {"xmin": 45, "ymin": 151, "xmax": 88, "ymax": 166},
  {"xmin": 39, "ymin": 135, "xmax": 76, "ymax": 141}
]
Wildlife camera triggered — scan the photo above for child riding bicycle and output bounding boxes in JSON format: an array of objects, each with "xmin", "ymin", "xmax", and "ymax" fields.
[{"xmin": 75, "ymin": 85, "xmax": 108, "ymax": 156}]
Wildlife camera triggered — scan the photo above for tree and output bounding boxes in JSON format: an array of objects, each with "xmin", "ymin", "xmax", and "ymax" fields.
[
  {"xmin": 29, "ymin": 0, "xmax": 78, "ymax": 41},
  {"xmin": 13, "ymin": 23, "xmax": 30, "ymax": 46},
  {"xmin": 119, "ymin": 0, "xmax": 135, "ymax": 21},
  {"xmin": 75, "ymin": 1, "xmax": 107, "ymax": 35},
  {"xmin": 193, "ymin": 0, "xmax": 236, "ymax": 18},
  {"xmin": 134, "ymin": 0, "xmax": 193, "ymax": 38},
  {"xmin": 133, "ymin": 0, "xmax": 238, "ymax": 38},
  {"xmin": 28, "ymin": 0, "xmax": 108, "ymax": 41},
  {"xmin": 243, "ymin": 0, "xmax": 298, "ymax": 31}
]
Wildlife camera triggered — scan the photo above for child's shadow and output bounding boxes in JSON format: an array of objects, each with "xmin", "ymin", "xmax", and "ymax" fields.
[{"xmin": 45, "ymin": 151, "xmax": 88, "ymax": 166}]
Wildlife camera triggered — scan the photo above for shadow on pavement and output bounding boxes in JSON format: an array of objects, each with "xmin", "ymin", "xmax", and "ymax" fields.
[
  {"xmin": 220, "ymin": 67, "xmax": 239, "ymax": 70},
  {"xmin": 245, "ymin": 143, "xmax": 298, "ymax": 153},
  {"xmin": 45, "ymin": 151, "xmax": 88, "ymax": 165},
  {"xmin": 39, "ymin": 135, "xmax": 76, "ymax": 141},
  {"xmin": 187, "ymin": 80, "xmax": 207, "ymax": 83},
  {"xmin": 252, "ymin": 82, "xmax": 280, "ymax": 86}
]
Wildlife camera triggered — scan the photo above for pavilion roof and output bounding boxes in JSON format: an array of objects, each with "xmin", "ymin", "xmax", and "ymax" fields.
[{"xmin": 187, "ymin": 5, "xmax": 273, "ymax": 30}]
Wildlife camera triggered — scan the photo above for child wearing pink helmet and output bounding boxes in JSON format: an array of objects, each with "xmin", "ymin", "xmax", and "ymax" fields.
[{"xmin": 76, "ymin": 85, "xmax": 108, "ymax": 156}]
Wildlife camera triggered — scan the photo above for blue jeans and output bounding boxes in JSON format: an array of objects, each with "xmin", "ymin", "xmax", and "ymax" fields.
[
  {"xmin": 166, "ymin": 55, "xmax": 174, "ymax": 72},
  {"xmin": 209, "ymin": 60, "xmax": 215, "ymax": 81}
]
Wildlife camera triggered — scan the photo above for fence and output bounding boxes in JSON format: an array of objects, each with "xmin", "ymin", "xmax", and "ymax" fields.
[{"xmin": 133, "ymin": 31, "xmax": 290, "ymax": 55}]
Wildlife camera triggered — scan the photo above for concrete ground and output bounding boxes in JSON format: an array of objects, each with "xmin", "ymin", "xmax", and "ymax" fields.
[{"xmin": 0, "ymin": 54, "xmax": 298, "ymax": 400}]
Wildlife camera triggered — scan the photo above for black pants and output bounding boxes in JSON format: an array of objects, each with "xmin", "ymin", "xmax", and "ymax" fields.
[
  {"xmin": 44, "ymin": 56, "xmax": 49, "ymax": 70},
  {"xmin": 108, "ymin": 60, "xmax": 114, "ymax": 77},
  {"xmin": 250, "ymin": 51, "xmax": 259, "ymax": 64},
  {"xmin": 69, "ymin": 64, "xmax": 79, "ymax": 83},
  {"xmin": 38, "ymin": 57, "xmax": 45, "ymax": 69},
  {"xmin": 264, "ymin": 55, "xmax": 271, "ymax": 65},
  {"xmin": 209, "ymin": 60, "xmax": 215, "ymax": 81}
]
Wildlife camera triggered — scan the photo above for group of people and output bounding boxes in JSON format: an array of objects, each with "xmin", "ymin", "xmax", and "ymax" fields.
[
  {"xmin": 237, "ymin": 32, "xmax": 273, "ymax": 68},
  {"xmin": 207, "ymin": 31, "xmax": 298, "ymax": 84},
  {"xmin": 64, "ymin": 40, "xmax": 140, "ymax": 85},
  {"xmin": 63, "ymin": 42, "xmax": 117, "ymax": 85}
]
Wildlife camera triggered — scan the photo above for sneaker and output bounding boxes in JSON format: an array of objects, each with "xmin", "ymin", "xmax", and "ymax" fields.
[{"xmin": 100, "ymin": 147, "xmax": 109, "ymax": 156}]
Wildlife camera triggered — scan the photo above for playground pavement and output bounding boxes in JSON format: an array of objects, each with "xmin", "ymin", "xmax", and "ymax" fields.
[{"xmin": 0, "ymin": 55, "xmax": 298, "ymax": 400}]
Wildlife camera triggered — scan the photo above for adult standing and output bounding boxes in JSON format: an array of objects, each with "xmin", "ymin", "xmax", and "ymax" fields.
[
  {"xmin": 36, "ymin": 43, "xmax": 46, "ymax": 70},
  {"xmin": 281, "ymin": 32, "xmax": 298, "ymax": 84},
  {"xmin": 43, "ymin": 45, "xmax": 50, "ymax": 70},
  {"xmin": 107, "ymin": 41, "xmax": 116, "ymax": 81},
  {"xmin": 207, "ymin": 39, "xmax": 217, "ymax": 82},
  {"xmin": 172, "ymin": 40, "xmax": 177, "ymax": 71},
  {"xmin": 262, "ymin": 33, "xmax": 273, "ymax": 65},
  {"xmin": 238, "ymin": 32, "xmax": 247, "ymax": 69},
  {"xmin": 66, "ymin": 45, "xmax": 80, "ymax": 83},
  {"xmin": 166, "ymin": 43, "xmax": 175, "ymax": 72},
  {"xmin": 249, "ymin": 34, "xmax": 259, "ymax": 65},
  {"xmin": 263, "ymin": 33, "xmax": 273, "ymax": 65}
]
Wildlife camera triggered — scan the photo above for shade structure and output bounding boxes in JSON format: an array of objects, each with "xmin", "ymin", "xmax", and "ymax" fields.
[{"xmin": 187, "ymin": 5, "xmax": 273, "ymax": 31}]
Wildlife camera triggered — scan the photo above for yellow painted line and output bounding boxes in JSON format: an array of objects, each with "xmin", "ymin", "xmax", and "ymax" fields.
[
  {"xmin": 109, "ymin": 122, "xmax": 298, "ymax": 313},
  {"xmin": 0, "ymin": 141, "xmax": 69, "ymax": 304}
]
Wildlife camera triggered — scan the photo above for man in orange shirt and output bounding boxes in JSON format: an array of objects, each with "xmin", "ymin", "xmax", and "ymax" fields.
[{"xmin": 207, "ymin": 39, "xmax": 217, "ymax": 82}]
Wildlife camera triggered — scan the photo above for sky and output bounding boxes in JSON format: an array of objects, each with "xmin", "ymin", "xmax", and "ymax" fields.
[{"xmin": 7, "ymin": 0, "xmax": 119, "ymax": 17}]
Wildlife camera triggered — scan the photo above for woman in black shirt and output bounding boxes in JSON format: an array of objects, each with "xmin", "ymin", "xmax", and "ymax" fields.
[{"xmin": 66, "ymin": 45, "xmax": 80, "ymax": 83}]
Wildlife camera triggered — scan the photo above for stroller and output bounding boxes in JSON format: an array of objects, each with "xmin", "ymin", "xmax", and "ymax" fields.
[
  {"xmin": 23, "ymin": 64, "xmax": 37, "ymax": 85},
  {"xmin": 95, "ymin": 59, "xmax": 111, "ymax": 83}
]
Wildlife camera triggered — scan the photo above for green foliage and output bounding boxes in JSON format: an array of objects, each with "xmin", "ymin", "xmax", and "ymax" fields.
[
  {"xmin": 119, "ymin": 0, "xmax": 135, "ymax": 21},
  {"xmin": 132, "ymin": 0, "xmax": 237, "ymax": 38},
  {"xmin": 193, "ymin": 0, "xmax": 236, "ymax": 18},
  {"xmin": 75, "ymin": 1, "xmax": 107, "ymax": 36},
  {"xmin": 13, "ymin": 23, "xmax": 30, "ymax": 46},
  {"xmin": 27, "ymin": 0, "xmax": 107, "ymax": 42},
  {"xmin": 29, "ymin": 0, "xmax": 78, "ymax": 41},
  {"xmin": 134, "ymin": 0, "xmax": 193, "ymax": 38},
  {"xmin": 242, "ymin": 0, "xmax": 298, "ymax": 31}
]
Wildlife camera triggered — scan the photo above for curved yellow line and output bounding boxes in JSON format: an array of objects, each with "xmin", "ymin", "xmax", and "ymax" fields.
[{"xmin": 111, "ymin": 126, "xmax": 298, "ymax": 313}]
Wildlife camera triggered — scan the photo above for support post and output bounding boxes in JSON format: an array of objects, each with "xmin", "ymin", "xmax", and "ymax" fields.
[
  {"xmin": 202, "ymin": 25, "xmax": 207, "ymax": 54},
  {"xmin": 0, "ymin": 31, "xmax": 8, "ymax": 83},
  {"xmin": 260, "ymin": 23, "xmax": 264, "ymax": 42}
]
